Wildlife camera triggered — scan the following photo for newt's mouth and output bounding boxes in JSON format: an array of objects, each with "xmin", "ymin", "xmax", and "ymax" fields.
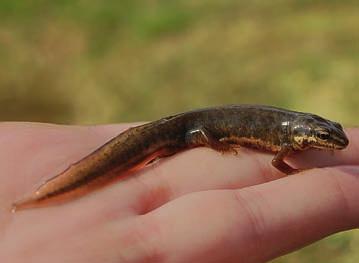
[
  {"xmin": 313, "ymin": 135, "xmax": 349, "ymax": 150},
  {"xmin": 332, "ymin": 129, "xmax": 349, "ymax": 149},
  {"xmin": 334, "ymin": 135, "xmax": 349, "ymax": 149}
]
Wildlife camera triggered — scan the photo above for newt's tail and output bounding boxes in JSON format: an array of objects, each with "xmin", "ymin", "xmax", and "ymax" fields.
[{"xmin": 12, "ymin": 193, "xmax": 40, "ymax": 212}]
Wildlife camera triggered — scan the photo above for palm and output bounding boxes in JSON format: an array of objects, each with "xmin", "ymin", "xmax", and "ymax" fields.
[{"xmin": 1, "ymin": 123, "xmax": 358, "ymax": 263}]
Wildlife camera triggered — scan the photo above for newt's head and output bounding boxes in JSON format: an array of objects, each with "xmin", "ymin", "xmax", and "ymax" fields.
[{"xmin": 290, "ymin": 114, "xmax": 349, "ymax": 151}]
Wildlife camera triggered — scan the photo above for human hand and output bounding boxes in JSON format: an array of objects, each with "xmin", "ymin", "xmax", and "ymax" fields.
[{"xmin": 0, "ymin": 123, "xmax": 358, "ymax": 263}]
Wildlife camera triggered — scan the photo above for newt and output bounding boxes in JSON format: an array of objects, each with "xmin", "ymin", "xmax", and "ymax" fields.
[{"xmin": 12, "ymin": 105, "xmax": 349, "ymax": 211}]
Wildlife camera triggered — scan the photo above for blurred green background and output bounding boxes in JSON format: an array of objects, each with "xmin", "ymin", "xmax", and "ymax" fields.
[{"xmin": 0, "ymin": 0, "xmax": 358, "ymax": 261}]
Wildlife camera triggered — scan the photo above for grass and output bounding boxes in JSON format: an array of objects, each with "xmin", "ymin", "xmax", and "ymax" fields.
[{"xmin": 0, "ymin": 0, "xmax": 358, "ymax": 261}]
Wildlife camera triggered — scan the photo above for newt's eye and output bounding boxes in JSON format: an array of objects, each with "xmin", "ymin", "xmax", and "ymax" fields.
[{"xmin": 317, "ymin": 132, "xmax": 330, "ymax": 140}]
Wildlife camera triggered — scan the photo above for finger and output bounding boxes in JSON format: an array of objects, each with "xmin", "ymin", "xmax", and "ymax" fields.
[
  {"xmin": 137, "ymin": 166, "xmax": 359, "ymax": 263},
  {"xmin": 57, "ymin": 147, "xmax": 279, "ymax": 218}
]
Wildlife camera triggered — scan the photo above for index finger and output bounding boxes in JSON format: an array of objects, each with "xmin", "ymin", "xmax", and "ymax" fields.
[{"xmin": 137, "ymin": 165, "xmax": 359, "ymax": 263}]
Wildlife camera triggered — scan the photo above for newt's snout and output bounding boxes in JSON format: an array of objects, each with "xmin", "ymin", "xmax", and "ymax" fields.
[
  {"xmin": 331, "ymin": 130, "xmax": 349, "ymax": 149},
  {"xmin": 311, "ymin": 117, "xmax": 349, "ymax": 150}
]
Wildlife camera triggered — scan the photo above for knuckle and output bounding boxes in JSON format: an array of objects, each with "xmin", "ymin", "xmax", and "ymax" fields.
[
  {"xmin": 133, "ymin": 169, "xmax": 174, "ymax": 214},
  {"xmin": 324, "ymin": 169, "xmax": 354, "ymax": 225},
  {"xmin": 233, "ymin": 189, "xmax": 267, "ymax": 250},
  {"xmin": 249, "ymin": 153, "xmax": 275, "ymax": 181},
  {"xmin": 116, "ymin": 216, "xmax": 166, "ymax": 263}
]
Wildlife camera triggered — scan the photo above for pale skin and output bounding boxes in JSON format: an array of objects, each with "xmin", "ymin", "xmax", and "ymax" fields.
[{"xmin": 0, "ymin": 123, "xmax": 358, "ymax": 263}]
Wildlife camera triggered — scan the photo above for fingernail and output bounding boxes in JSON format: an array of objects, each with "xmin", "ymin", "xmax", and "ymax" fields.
[{"xmin": 337, "ymin": 166, "xmax": 359, "ymax": 176}]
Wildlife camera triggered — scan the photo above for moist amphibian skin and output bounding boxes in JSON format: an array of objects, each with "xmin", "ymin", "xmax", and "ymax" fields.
[{"xmin": 12, "ymin": 105, "xmax": 349, "ymax": 211}]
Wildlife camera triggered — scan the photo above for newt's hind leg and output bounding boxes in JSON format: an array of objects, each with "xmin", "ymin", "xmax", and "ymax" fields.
[
  {"xmin": 185, "ymin": 127, "xmax": 237, "ymax": 154},
  {"xmin": 146, "ymin": 146, "xmax": 185, "ymax": 166}
]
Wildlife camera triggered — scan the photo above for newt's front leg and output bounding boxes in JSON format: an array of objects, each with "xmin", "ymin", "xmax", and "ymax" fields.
[{"xmin": 272, "ymin": 144, "xmax": 299, "ymax": 175}]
